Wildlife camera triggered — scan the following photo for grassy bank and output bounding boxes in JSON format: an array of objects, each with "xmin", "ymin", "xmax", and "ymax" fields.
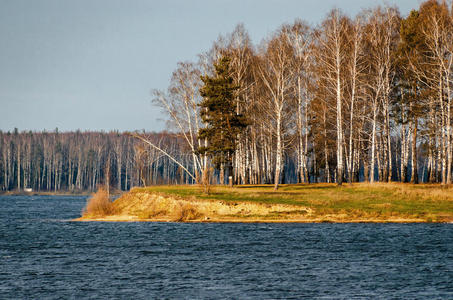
[{"xmin": 77, "ymin": 183, "xmax": 453, "ymax": 223}]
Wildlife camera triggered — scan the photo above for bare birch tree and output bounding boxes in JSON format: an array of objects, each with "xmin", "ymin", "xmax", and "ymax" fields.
[{"xmin": 257, "ymin": 27, "xmax": 297, "ymax": 190}]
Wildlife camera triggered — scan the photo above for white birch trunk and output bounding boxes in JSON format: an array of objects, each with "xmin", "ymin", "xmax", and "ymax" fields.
[
  {"xmin": 370, "ymin": 103, "xmax": 378, "ymax": 183},
  {"xmin": 274, "ymin": 107, "xmax": 282, "ymax": 190},
  {"xmin": 17, "ymin": 142, "xmax": 21, "ymax": 191}
]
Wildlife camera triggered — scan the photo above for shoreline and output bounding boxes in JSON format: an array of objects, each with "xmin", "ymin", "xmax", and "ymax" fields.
[
  {"xmin": 74, "ymin": 216, "xmax": 430, "ymax": 223},
  {"xmin": 76, "ymin": 183, "xmax": 453, "ymax": 223}
]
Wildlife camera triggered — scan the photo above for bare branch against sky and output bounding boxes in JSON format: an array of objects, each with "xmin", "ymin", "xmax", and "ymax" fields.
[{"xmin": 0, "ymin": 0, "xmax": 420, "ymax": 132}]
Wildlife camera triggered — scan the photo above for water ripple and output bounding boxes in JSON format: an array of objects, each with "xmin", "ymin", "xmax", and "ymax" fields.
[{"xmin": 0, "ymin": 195, "xmax": 452, "ymax": 299}]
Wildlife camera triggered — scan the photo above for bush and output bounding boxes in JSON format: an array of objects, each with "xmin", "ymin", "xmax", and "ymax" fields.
[
  {"xmin": 173, "ymin": 203, "xmax": 202, "ymax": 222},
  {"xmin": 83, "ymin": 187, "xmax": 115, "ymax": 217}
]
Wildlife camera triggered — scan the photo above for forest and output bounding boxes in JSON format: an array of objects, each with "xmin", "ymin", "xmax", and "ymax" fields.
[
  {"xmin": 0, "ymin": 130, "xmax": 190, "ymax": 192},
  {"xmin": 1, "ymin": 0, "xmax": 453, "ymax": 192},
  {"xmin": 152, "ymin": 0, "xmax": 453, "ymax": 189}
]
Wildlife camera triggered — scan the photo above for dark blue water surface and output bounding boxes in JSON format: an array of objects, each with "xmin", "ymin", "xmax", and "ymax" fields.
[{"xmin": 0, "ymin": 195, "xmax": 452, "ymax": 299}]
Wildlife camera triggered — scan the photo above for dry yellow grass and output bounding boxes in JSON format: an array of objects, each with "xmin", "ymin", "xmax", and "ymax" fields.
[
  {"xmin": 78, "ymin": 191, "xmax": 313, "ymax": 222},
  {"xmin": 76, "ymin": 183, "xmax": 453, "ymax": 223},
  {"xmin": 82, "ymin": 187, "xmax": 115, "ymax": 217}
]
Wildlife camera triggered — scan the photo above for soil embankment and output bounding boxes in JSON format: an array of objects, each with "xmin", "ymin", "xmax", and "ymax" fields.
[
  {"xmin": 76, "ymin": 191, "xmax": 315, "ymax": 222},
  {"xmin": 76, "ymin": 183, "xmax": 453, "ymax": 223}
]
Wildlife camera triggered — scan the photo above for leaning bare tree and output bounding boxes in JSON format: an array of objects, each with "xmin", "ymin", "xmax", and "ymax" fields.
[{"xmin": 151, "ymin": 61, "xmax": 206, "ymax": 184}]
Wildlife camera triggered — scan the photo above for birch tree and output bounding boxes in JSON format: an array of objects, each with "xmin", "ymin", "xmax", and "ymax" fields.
[
  {"xmin": 313, "ymin": 9, "xmax": 348, "ymax": 185},
  {"xmin": 419, "ymin": 0, "xmax": 453, "ymax": 184},
  {"xmin": 257, "ymin": 27, "xmax": 297, "ymax": 190},
  {"xmin": 364, "ymin": 6, "xmax": 400, "ymax": 182},
  {"xmin": 152, "ymin": 61, "xmax": 205, "ymax": 183},
  {"xmin": 285, "ymin": 20, "xmax": 312, "ymax": 183}
]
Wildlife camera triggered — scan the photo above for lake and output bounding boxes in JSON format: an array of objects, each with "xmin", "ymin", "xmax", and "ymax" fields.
[{"xmin": 0, "ymin": 195, "xmax": 452, "ymax": 299}]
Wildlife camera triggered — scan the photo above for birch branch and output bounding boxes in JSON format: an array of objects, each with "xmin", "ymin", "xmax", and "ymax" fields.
[{"xmin": 129, "ymin": 132, "xmax": 197, "ymax": 182}]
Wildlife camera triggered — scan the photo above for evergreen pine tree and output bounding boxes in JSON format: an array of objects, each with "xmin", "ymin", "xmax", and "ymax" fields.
[{"xmin": 198, "ymin": 56, "xmax": 248, "ymax": 184}]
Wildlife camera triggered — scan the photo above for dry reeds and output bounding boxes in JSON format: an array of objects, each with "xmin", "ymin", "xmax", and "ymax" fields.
[{"xmin": 82, "ymin": 187, "xmax": 115, "ymax": 217}]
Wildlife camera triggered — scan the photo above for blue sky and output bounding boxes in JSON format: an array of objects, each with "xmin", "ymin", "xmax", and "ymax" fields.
[{"xmin": 0, "ymin": 0, "xmax": 421, "ymax": 132}]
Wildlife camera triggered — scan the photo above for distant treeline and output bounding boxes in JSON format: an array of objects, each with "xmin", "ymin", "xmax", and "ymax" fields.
[
  {"xmin": 0, "ymin": 130, "xmax": 195, "ymax": 192},
  {"xmin": 0, "ymin": 126, "xmax": 444, "ymax": 192}
]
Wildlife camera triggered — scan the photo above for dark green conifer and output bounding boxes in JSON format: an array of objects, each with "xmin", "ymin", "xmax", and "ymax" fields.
[{"xmin": 198, "ymin": 56, "xmax": 248, "ymax": 184}]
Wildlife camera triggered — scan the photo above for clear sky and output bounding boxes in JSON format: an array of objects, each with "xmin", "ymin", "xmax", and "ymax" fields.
[{"xmin": 0, "ymin": 0, "xmax": 421, "ymax": 132}]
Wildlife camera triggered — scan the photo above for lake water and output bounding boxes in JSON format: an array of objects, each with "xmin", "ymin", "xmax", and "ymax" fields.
[{"xmin": 0, "ymin": 195, "xmax": 452, "ymax": 299}]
